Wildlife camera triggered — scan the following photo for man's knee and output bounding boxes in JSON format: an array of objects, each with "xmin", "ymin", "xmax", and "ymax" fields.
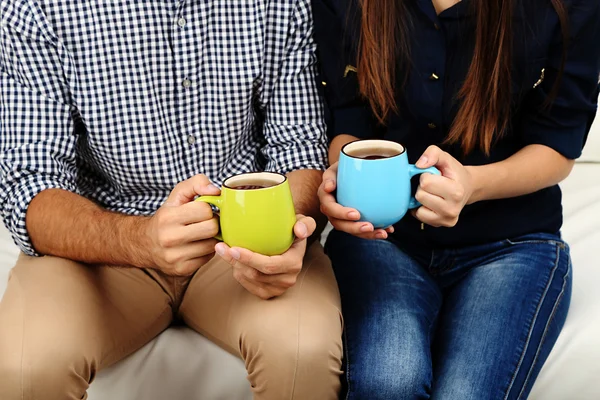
[
  {"xmin": 0, "ymin": 306, "xmax": 92, "ymax": 400},
  {"xmin": 244, "ymin": 304, "xmax": 342, "ymax": 362},
  {"xmin": 0, "ymin": 338, "xmax": 90, "ymax": 400},
  {"xmin": 241, "ymin": 302, "xmax": 343, "ymax": 399}
]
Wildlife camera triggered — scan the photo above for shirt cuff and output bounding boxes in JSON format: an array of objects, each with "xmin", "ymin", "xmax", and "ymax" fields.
[
  {"xmin": 263, "ymin": 122, "xmax": 329, "ymax": 174},
  {"xmin": 520, "ymin": 110, "xmax": 594, "ymax": 160},
  {"xmin": 2, "ymin": 174, "xmax": 77, "ymax": 256}
]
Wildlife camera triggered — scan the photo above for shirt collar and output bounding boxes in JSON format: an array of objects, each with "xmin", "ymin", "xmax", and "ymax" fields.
[{"xmin": 415, "ymin": 0, "xmax": 470, "ymax": 24}]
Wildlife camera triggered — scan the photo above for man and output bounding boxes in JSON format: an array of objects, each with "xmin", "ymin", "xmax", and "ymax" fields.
[{"xmin": 0, "ymin": 1, "xmax": 343, "ymax": 399}]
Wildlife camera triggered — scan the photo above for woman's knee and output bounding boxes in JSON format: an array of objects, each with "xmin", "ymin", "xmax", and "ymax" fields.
[{"xmin": 348, "ymin": 353, "xmax": 432, "ymax": 400}]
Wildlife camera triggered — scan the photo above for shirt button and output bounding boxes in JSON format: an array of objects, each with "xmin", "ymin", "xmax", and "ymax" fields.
[
  {"xmin": 187, "ymin": 135, "xmax": 196, "ymax": 145},
  {"xmin": 434, "ymin": 23, "xmax": 440, "ymax": 30},
  {"xmin": 177, "ymin": 18, "xmax": 186, "ymax": 27},
  {"xmin": 428, "ymin": 122, "xmax": 437, "ymax": 129},
  {"xmin": 429, "ymin": 73, "xmax": 440, "ymax": 81},
  {"xmin": 182, "ymin": 79, "xmax": 192, "ymax": 88}
]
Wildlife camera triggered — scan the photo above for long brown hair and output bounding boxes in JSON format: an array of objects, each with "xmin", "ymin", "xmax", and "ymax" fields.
[{"xmin": 357, "ymin": 0, "xmax": 569, "ymax": 155}]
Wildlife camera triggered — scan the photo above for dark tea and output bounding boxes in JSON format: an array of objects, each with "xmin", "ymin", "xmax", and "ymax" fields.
[
  {"xmin": 348, "ymin": 147, "xmax": 401, "ymax": 160},
  {"xmin": 229, "ymin": 179, "xmax": 278, "ymax": 190}
]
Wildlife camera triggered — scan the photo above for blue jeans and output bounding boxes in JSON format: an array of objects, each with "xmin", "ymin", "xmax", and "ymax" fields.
[{"xmin": 325, "ymin": 230, "xmax": 572, "ymax": 400}]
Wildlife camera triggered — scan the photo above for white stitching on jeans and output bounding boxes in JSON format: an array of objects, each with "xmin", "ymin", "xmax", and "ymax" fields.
[
  {"xmin": 516, "ymin": 255, "xmax": 570, "ymax": 399},
  {"xmin": 503, "ymin": 243, "xmax": 561, "ymax": 400},
  {"xmin": 343, "ymin": 328, "xmax": 351, "ymax": 400}
]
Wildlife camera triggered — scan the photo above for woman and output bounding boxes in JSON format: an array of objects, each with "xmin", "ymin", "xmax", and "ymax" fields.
[{"xmin": 313, "ymin": 0, "xmax": 600, "ymax": 398}]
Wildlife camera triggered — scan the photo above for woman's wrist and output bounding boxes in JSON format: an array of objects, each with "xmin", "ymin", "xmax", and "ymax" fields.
[
  {"xmin": 465, "ymin": 165, "xmax": 485, "ymax": 205},
  {"xmin": 465, "ymin": 163, "xmax": 507, "ymax": 205},
  {"xmin": 329, "ymin": 134, "xmax": 359, "ymax": 165}
]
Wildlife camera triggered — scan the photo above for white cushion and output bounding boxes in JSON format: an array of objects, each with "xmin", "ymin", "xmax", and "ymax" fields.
[
  {"xmin": 0, "ymin": 164, "xmax": 599, "ymax": 399},
  {"xmin": 581, "ymin": 110, "xmax": 600, "ymax": 162},
  {"xmin": 529, "ymin": 163, "xmax": 600, "ymax": 399}
]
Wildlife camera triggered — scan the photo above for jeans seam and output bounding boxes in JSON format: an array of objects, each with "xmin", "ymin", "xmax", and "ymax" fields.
[
  {"xmin": 503, "ymin": 243, "xmax": 561, "ymax": 400},
  {"xmin": 516, "ymin": 252, "xmax": 570, "ymax": 400},
  {"xmin": 343, "ymin": 328, "xmax": 351, "ymax": 400}
]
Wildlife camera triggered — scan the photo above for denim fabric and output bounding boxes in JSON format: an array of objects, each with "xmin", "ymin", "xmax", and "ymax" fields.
[{"xmin": 325, "ymin": 230, "xmax": 572, "ymax": 400}]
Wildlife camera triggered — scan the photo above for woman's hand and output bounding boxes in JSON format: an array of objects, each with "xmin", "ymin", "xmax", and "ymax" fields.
[
  {"xmin": 318, "ymin": 162, "xmax": 394, "ymax": 240},
  {"xmin": 412, "ymin": 146, "xmax": 475, "ymax": 227}
]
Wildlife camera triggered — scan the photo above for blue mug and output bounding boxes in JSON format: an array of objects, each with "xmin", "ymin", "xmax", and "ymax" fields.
[{"xmin": 337, "ymin": 140, "xmax": 441, "ymax": 228}]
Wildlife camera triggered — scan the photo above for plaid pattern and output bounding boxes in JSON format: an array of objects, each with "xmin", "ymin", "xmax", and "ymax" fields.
[{"xmin": 0, "ymin": 0, "xmax": 327, "ymax": 255}]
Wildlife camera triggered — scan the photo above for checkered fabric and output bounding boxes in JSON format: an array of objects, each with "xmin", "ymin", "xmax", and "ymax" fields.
[{"xmin": 0, "ymin": 0, "xmax": 327, "ymax": 255}]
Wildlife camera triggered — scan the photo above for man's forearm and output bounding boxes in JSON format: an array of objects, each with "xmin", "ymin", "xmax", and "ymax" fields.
[
  {"xmin": 287, "ymin": 169, "xmax": 327, "ymax": 241},
  {"xmin": 26, "ymin": 188, "xmax": 152, "ymax": 267}
]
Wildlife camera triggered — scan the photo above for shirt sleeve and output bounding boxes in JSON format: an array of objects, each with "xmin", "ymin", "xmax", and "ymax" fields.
[
  {"xmin": 519, "ymin": 0, "xmax": 600, "ymax": 159},
  {"xmin": 0, "ymin": 2, "xmax": 79, "ymax": 256},
  {"xmin": 261, "ymin": 0, "xmax": 328, "ymax": 174}
]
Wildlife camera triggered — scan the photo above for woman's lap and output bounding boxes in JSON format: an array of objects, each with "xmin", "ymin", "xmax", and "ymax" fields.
[{"xmin": 325, "ymin": 230, "xmax": 572, "ymax": 400}]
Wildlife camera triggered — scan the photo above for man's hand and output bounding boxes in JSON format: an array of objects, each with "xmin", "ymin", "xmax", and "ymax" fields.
[
  {"xmin": 215, "ymin": 214, "xmax": 316, "ymax": 299},
  {"xmin": 145, "ymin": 175, "xmax": 222, "ymax": 276}
]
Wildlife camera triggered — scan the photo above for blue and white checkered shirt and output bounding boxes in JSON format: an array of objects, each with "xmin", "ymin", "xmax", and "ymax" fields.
[{"xmin": 0, "ymin": 0, "xmax": 327, "ymax": 256}]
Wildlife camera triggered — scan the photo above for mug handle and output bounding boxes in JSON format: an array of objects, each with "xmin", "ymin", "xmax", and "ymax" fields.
[
  {"xmin": 195, "ymin": 196, "xmax": 224, "ymax": 241},
  {"xmin": 407, "ymin": 165, "xmax": 441, "ymax": 209}
]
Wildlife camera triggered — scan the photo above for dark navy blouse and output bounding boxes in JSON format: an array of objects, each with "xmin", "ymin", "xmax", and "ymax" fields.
[{"xmin": 313, "ymin": 0, "xmax": 600, "ymax": 248}]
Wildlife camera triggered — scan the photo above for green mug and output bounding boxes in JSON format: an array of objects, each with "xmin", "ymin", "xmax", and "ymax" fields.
[{"xmin": 196, "ymin": 172, "xmax": 297, "ymax": 256}]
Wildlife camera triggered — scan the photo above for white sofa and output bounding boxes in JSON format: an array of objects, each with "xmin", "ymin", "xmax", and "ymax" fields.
[{"xmin": 1, "ymin": 125, "xmax": 599, "ymax": 399}]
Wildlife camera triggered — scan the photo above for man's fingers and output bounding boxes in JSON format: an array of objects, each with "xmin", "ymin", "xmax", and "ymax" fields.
[
  {"xmin": 294, "ymin": 215, "xmax": 316, "ymax": 240},
  {"xmin": 181, "ymin": 218, "xmax": 220, "ymax": 242},
  {"xmin": 157, "ymin": 217, "xmax": 219, "ymax": 247},
  {"xmin": 160, "ymin": 239, "xmax": 217, "ymax": 267},
  {"xmin": 171, "ymin": 201, "xmax": 215, "ymax": 225},
  {"xmin": 229, "ymin": 247, "xmax": 282, "ymax": 274},
  {"xmin": 215, "ymin": 242, "xmax": 234, "ymax": 264},
  {"xmin": 233, "ymin": 272, "xmax": 283, "ymax": 300},
  {"xmin": 165, "ymin": 175, "xmax": 221, "ymax": 206},
  {"xmin": 235, "ymin": 263, "xmax": 297, "ymax": 287},
  {"xmin": 173, "ymin": 254, "xmax": 216, "ymax": 276}
]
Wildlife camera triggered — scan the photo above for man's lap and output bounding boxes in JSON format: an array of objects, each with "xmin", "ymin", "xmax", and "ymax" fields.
[{"xmin": 0, "ymin": 243, "xmax": 343, "ymax": 399}]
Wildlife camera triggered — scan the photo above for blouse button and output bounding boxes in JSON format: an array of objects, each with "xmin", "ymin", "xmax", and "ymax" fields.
[{"xmin": 428, "ymin": 122, "xmax": 437, "ymax": 129}]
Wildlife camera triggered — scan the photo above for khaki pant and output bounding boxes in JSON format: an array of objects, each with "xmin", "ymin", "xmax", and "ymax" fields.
[{"xmin": 0, "ymin": 243, "xmax": 343, "ymax": 400}]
